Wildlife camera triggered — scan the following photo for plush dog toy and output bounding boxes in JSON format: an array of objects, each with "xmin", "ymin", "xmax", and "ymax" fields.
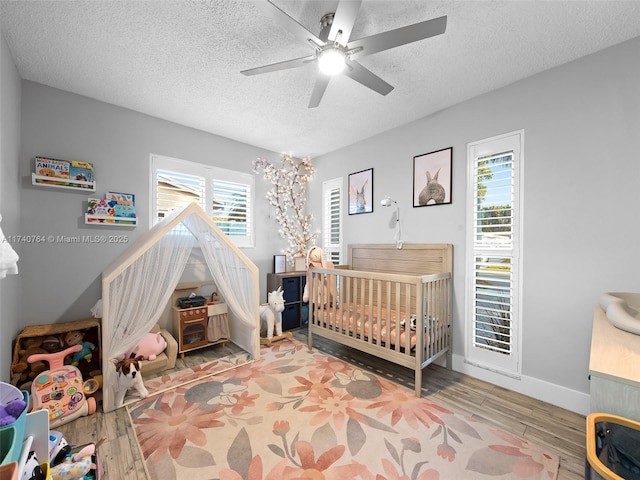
[{"xmin": 112, "ymin": 353, "xmax": 149, "ymax": 407}]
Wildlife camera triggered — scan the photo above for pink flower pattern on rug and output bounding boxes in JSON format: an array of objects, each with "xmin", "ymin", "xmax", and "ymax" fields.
[{"xmin": 129, "ymin": 339, "xmax": 559, "ymax": 480}]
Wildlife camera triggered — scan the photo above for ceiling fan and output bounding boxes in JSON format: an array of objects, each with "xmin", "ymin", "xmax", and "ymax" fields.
[{"xmin": 241, "ymin": 0, "xmax": 447, "ymax": 108}]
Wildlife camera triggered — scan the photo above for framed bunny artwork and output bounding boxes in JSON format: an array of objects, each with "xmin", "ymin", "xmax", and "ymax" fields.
[
  {"xmin": 348, "ymin": 168, "xmax": 373, "ymax": 215},
  {"xmin": 413, "ymin": 147, "xmax": 452, "ymax": 207}
]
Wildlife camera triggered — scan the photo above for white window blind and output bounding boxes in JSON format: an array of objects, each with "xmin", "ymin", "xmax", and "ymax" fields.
[
  {"xmin": 151, "ymin": 154, "xmax": 254, "ymax": 247},
  {"xmin": 466, "ymin": 132, "xmax": 522, "ymax": 374},
  {"xmin": 212, "ymin": 179, "xmax": 252, "ymax": 239},
  {"xmin": 322, "ymin": 178, "xmax": 343, "ymax": 264}
]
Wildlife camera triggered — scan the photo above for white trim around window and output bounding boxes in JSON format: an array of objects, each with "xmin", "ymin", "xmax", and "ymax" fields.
[
  {"xmin": 465, "ymin": 130, "xmax": 523, "ymax": 376},
  {"xmin": 150, "ymin": 154, "xmax": 255, "ymax": 248}
]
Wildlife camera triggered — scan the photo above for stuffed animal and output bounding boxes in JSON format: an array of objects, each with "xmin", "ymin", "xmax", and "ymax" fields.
[
  {"xmin": 63, "ymin": 331, "xmax": 94, "ymax": 366},
  {"xmin": 13, "ymin": 337, "xmax": 47, "ymax": 380},
  {"xmin": 124, "ymin": 332, "xmax": 167, "ymax": 361},
  {"xmin": 260, "ymin": 287, "xmax": 285, "ymax": 339},
  {"xmin": 113, "ymin": 354, "xmax": 149, "ymax": 407},
  {"xmin": 0, "ymin": 396, "xmax": 27, "ymax": 426},
  {"xmin": 42, "ymin": 335, "xmax": 64, "ymax": 353},
  {"xmin": 302, "ymin": 246, "xmax": 336, "ymax": 306},
  {"xmin": 22, "ymin": 450, "xmax": 45, "ymax": 480},
  {"xmin": 50, "ymin": 443, "xmax": 96, "ymax": 480}
]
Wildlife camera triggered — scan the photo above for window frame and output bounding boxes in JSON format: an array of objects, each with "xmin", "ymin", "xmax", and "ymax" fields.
[
  {"xmin": 150, "ymin": 154, "xmax": 255, "ymax": 248},
  {"xmin": 465, "ymin": 130, "xmax": 523, "ymax": 375}
]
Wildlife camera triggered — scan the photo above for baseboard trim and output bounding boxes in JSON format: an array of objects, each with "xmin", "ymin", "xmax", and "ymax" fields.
[{"xmin": 452, "ymin": 354, "xmax": 590, "ymax": 415}]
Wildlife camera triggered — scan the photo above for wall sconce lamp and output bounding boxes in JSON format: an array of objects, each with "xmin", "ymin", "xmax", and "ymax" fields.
[{"xmin": 380, "ymin": 196, "xmax": 403, "ymax": 249}]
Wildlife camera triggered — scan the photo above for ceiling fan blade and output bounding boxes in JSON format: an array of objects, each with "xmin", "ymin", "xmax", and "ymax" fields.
[
  {"xmin": 256, "ymin": 0, "xmax": 323, "ymax": 47},
  {"xmin": 343, "ymin": 60, "xmax": 393, "ymax": 96},
  {"xmin": 308, "ymin": 74, "xmax": 331, "ymax": 108},
  {"xmin": 241, "ymin": 55, "xmax": 315, "ymax": 76},
  {"xmin": 348, "ymin": 15, "xmax": 447, "ymax": 59},
  {"xmin": 328, "ymin": 0, "xmax": 362, "ymax": 45}
]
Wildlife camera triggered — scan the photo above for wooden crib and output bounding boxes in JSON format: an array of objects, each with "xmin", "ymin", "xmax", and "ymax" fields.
[{"xmin": 307, "ymin": 243, "xmax": 452, "ymax": 396}]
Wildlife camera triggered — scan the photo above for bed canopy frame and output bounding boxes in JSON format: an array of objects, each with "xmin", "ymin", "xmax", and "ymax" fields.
[{"xmin": 100, "ymin": 202, "xmax": 260, "ymax": 412}]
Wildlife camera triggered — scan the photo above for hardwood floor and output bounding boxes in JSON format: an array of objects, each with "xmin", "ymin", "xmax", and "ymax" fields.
[{"xmin": 58, "ymin": 330, "xmax": 586, "ymax": 480}]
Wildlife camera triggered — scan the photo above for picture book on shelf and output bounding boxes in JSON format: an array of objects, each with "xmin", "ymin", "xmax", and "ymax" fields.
[
  {"xmin": 114, "ymin": 204, "xmax": 136, "ymax": 218},
  {"xmin": 87, "ymin": 198, "xmax": 112, "ymax": 216},
  {"xmin": 87, "ymin": 195, "xmax": 137, "ymax": 224},
  {"xmin": 35, "ymin": 156, "xmax": 70, "ymax": 179},
  {"xmin": 69, "ymin": 160, "xmax": 94, "ymax": 183},
  {"xmin": 106, "ymin": 192, "xmax": 135, "ymax": 206}
]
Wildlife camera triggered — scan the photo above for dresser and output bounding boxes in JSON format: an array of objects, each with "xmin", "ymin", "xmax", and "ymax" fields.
[{"xmin": 589, "ymin": 305, "xmax": 640, "ymax": 420}]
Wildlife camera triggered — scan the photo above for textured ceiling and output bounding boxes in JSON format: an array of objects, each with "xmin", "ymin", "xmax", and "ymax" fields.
[{"xmin": 2, "ymin": 0, "xmax": 640, "ymax": 158}]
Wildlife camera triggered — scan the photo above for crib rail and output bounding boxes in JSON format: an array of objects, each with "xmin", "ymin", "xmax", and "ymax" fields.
[{"xmin": 308, "ymin": 267, "xmax": 451, "ymax": 395}]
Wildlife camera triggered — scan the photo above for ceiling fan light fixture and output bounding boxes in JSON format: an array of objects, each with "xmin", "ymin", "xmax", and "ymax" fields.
[{"xmin": 317, "ymin": 47, "xmax": 346, "ymax": 76}]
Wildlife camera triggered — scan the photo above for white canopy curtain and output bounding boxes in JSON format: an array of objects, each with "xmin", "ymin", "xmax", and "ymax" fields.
[
  {"xmin": 101, "ymin": 202, "xmax": 260, "ymax": 412},
  {"xmin": 182, "ymin": 214, "xmax": 257, "ymax": 341}
]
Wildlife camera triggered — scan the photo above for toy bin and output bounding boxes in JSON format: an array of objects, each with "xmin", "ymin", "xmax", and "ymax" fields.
[
  {"xmin": 586, "ymin": 413, "xmax": 640, "ymax": 480},
  {"xmin": 0, "ymin": 382, "xmax": 29, "ymax": 466}
]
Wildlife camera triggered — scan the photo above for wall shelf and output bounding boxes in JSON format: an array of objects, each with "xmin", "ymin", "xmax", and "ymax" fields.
[
  {"xmin": 85, "ymin": 213, "xmax": 137, "ymax": 226},
  {"xmin": 32, "ymin": 173, "xmax": 96, "ymax": 192}
]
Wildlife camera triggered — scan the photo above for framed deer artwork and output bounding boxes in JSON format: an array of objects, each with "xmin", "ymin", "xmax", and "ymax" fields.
[
  {"xmin": 413, "ymin": 147, "xmax": 452, "ymax": 207},
  {"xmin": 348, "ymin": 168, "xmax": 373, "ymax": 215}
]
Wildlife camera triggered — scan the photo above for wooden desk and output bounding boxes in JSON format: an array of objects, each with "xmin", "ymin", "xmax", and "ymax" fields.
[{"xmin": 589, "ymin": 306, "xmax": 640, "ymax": 420}]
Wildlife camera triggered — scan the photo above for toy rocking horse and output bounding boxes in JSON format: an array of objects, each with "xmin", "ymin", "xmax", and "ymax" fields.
[{"xmin": 259, "ymin": 287, "xmax": 291, "ymax": 345}]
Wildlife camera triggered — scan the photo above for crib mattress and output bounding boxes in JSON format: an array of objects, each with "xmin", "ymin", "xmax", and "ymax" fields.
[{"xmin": 312, "ymin": 303, "xmax": 430, "ymax": 351}]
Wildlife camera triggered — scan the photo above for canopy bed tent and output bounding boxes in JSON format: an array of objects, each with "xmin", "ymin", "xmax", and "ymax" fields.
[{"xmin": 101, "ymin": 202, "xmax": 260, "ymax": 412}]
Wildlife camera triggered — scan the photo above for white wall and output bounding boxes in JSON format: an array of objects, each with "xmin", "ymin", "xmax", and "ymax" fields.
[
  {"xmin": 0, "ymin": 28, "xmax": 22, "ymax": 382},
  {"xmin": 309, "ymin": 37, "xmax": 640, "ymax": 414},
  {"xmin": 18, "ymin": 81, "xmax": 286, "ymax": 326}
]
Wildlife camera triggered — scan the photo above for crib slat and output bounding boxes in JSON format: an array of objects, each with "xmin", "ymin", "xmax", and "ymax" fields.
[{"xmin": 394, "ymin": 283, "xmax": 401, "ymax": 353}]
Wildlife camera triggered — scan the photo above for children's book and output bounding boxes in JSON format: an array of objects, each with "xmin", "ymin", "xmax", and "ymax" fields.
[
  {"xmin": 106, "ymin": 192, "xmax": 135, "ymax": 206},
  {"xmin": 114, "ymin": 204, "xmax": 136, "ymax": 218},
  {"xmin": 35, "ymin": 157, "xmax": 70, "ymax": 179},
  {"xmin": 69, "ymin": 160, "xmax": 94, "ymax": 183}
]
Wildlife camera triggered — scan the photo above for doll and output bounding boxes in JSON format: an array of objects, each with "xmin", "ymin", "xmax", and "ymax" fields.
[{"xmin": 64, "ymin": 331, "xmax": 95, "ymax": 366}]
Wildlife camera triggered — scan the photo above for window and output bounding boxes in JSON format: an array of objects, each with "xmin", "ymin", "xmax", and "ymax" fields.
[
  {"xmin": 151, "ymin": 154, "xmax": 254, "ymax": 248},
  {"xmin": 322, "ymin": 178, "xmax": 343, "ymax": 264},
  {"xmin": 466, "ymin": 131, "xmax": 523, "ymax": 374}
]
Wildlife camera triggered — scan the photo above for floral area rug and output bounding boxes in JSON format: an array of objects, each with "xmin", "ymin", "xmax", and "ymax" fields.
[
  {"xmin": 142, "ymin": 350, "xmax": 253, "ymax": 398},
  {"xmin": 128, "ymin": 339, "xmax": 559, "ymax": 480}
]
